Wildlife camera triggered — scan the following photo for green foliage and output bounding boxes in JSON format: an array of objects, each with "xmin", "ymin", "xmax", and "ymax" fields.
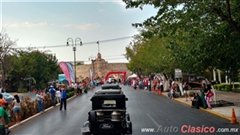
[
  {"xmin": 17, "ymin": 87, "xmax": 28, "ymax": 93},
  {"xmin": 67, "ymin": 91, "xmax": 74, "ymax": 98},
  {"xmin": 123, "ymin": 0, "xmax": 240, "ymax": 77},
  {"xmin": 232, "ymin": 89, "xmax": 240, "ymax": 93},
  {"xmin": 124, "ymin": 35, "xmax": 175, "ymax": 76},
  {"xmin": 7, "ymin": 50, "xmax": 61, "ymax": 91},
  {"xmin": 214, "ymin": 83, "xmax": 240, "ymax": 92}
]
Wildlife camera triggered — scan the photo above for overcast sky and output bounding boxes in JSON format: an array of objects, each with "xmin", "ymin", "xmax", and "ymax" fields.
[{"xmin": 1, "ymin": 0, "xmax": 157, "ymax": 64}]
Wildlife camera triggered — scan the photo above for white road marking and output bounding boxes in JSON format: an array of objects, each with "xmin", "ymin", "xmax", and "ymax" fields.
[{"xmin": 147, "ymin": 113, "xmax": 160, "ymax": 128}]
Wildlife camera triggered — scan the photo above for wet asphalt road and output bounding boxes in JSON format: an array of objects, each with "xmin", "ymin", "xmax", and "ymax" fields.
[{"xmin": 9, "ymin": 85, "xmax": 240, "ymax": 135}]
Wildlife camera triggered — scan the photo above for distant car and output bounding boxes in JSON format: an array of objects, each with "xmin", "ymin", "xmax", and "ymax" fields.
[
  {"xmin": 101, "ymin": 84, "xmax": 122, "ymax": 90},
  {"xmin": 2, "ymin": 93, "xmax": 14, "ymax": 104},
  {"xmin": 183, "ymin": 74, "xmax": 204, "ymax": 89},
  {"xmin": 95, "ymin": 89, "xmax": 123, "ymax": 95}
]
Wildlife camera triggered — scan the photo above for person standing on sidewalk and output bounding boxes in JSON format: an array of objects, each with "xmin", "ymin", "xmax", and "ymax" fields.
[
  {"xmin": 60, "ymin": 85, "xmax": 67, "ymax": 111},
  {"xmin": 55, "ymin": 89, "xmax": 61, "ymax": 104},
  {"xmin": 36, "ymin": 91, "xmax": 44, "ymax": 113},
  {"xmin": 0, "ymin": 102, "xmax": 10, "ymax": 135},
  {"xmin": 183, "ymin": 82, "xmax": 190, "ymax": 101},
  {"xmin": 148, "ymin": 78, "xmax": 151, "ymax": 91},
  {"xmin": 205, "ymin": 89, "xmax": 214, "ymax": 109},
  {"xmin": 11, "ymin": 95, "xmax": 21, "ymax": 124},
  {"xmin": 49, "ymin": 85, "xmax": 56, "ymax": 106},
  {"xmin": 200, "ymin": 84, "xmax": 207, "ymax": 109}
]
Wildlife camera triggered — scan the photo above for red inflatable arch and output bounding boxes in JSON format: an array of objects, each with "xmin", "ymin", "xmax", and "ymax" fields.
[{"xmin": 105, "ymin": 71, "xmax": 126, "ymax": 83}]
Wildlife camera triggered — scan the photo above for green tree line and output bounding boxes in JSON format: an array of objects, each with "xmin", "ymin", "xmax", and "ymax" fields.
[
  {"xmin": 0, "ymin": 30, "xmax": 61, "ymax": 92},
  {"xmin": 123, "ymin": 0, "xmax": 240, "ymax": 81}
]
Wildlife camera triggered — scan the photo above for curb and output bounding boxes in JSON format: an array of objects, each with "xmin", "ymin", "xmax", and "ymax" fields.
[
  {"xmin": 9, "ymin": 95, "xmax": 77, "ymax": 130},
  {"xmin": 161, "ymin": 92, "xmax": 240, "ymax": 125}
]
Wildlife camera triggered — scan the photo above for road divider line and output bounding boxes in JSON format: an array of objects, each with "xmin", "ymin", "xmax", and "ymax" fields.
[{"xmin": 147, "ymin": 113, "xmax": 160, "ymax": 128}]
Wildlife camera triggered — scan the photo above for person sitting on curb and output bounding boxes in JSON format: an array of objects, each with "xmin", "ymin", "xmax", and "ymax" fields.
[
  {"xmin": 168, "ymin": 82, "xmax": 176, "ymax": 99},
  {"xmin": 191, "ymin": 93, "xmax": 200, "ymax": 109}
]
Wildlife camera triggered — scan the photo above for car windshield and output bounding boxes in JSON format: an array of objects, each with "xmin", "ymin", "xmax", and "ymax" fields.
[{"xmin": 102, "ymin": 100, "xmax": 116, "ymax": 108}]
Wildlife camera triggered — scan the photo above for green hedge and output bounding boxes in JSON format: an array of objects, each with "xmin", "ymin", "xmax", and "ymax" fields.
[
  {"xmin": 232, "ymin": 89, "xmax": 240, "ymax": 93},
  {"xmin": 66, "ymin": 87, "xmax": 75, "ymax": 98},
  {"xmin": 214, "ymin": 84, "xmax": 240, "ymax": 92}
]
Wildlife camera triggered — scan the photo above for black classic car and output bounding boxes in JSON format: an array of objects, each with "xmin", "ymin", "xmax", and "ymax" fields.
[{"xmin": 82, "ymin": 89, "xmax": 132, "ymax": 135}]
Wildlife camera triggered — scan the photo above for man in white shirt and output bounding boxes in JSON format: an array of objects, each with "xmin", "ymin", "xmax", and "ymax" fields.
[{"xmin": 108, "ymin": 77, "xmax": 112, "ymax": 84}]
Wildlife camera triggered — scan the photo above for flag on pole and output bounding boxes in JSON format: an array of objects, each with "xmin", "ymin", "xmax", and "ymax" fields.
[
  {"xmin": 59, "ymin": 62, "xmax": 72, "ymax": 85},
  {"xmin": 66, "ymin": 62, "xmax": 75, "ymax": 83},
  {"xmin": 96, "ymin": 41, "xmax": 100, "ymax": 53}
]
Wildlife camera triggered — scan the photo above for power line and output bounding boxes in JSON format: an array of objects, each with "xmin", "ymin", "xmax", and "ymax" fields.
[{"xmin": 13, "ymin": 36, "xmax": 134, "ymax": 49}]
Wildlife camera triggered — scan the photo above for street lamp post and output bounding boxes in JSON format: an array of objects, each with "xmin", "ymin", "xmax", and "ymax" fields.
[{"xmin": 67, "ymin": 37, "xmax": 82, "ymax": 83}]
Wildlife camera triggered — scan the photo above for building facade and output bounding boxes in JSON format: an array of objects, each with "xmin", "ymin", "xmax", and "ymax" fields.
[{"xmin": 76, "ymin": 53, "xmax": 131, "ymax": 82}]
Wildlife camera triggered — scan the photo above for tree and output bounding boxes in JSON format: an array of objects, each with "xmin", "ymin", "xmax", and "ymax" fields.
[
  {"xmin": 0, "ymin": 29, "xmax": 18, "ymax": 89},
  {"xmin": 125, "ymin": 34, "xmax": 175, "ymax": 77},
  {"xmin": 123, "ymin": 0, "xmax": 240, "ymax": 78},
  {"xmin": 8, "ymin": 49, "xmax": 61, "ymax": 91},
  {"xmin": 123, "ymin": 0, "xmax": 240, "ymax": 37}
]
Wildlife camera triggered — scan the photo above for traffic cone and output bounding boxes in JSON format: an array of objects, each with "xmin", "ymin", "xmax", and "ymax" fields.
[
  {"xmin": 231, "ymin": 108, "xmax": 238, "ymax": 124},
  {"xmin": 158, "ymin": 90, "xmax": 162, "ymax": 95}
]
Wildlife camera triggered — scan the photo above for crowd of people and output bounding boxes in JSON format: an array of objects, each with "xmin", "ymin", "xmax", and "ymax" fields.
[
  {"xmin": 167, "ymin": 79, "xmax": 214, "ymax": 109},
  {"xmin": 0, "ymin": 73, "xmax": 216, "ymax": 135},
  {"xmin": 124, "ymin": 74, "xmax": 214, "ymax": 110},
  {"xmin": 0, "ymin": 93, "xmax": 21, "ymax": 135}
]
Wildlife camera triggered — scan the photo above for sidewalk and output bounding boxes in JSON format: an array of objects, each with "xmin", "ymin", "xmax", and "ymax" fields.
[{"xmin": 161, "ymin": 90, "xmax": 240, "ymax": 124}]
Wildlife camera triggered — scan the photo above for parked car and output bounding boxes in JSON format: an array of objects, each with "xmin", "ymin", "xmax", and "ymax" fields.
[
  {"xmin": 183, "ymin": 74, "xmax": 204, "ymax": 89},
  {"xmin": 82, "ymin": 89, "xmax": 132, "ymax": 135},
  {"xmin": 2, "ymin": 92, "xmax": 14, "ymax": 104}
]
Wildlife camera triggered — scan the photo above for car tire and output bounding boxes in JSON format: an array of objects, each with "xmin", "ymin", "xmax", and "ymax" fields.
[
  {"xmin": 126, "ymin": 121, "xmax": 132, "ymax": 134},
  {"xmin": 126, "ymin": 113, "xmax": 130, "ymax": 121},
  {"xmin": 89, "ymin": 111, "xmax": 96, "ymax": 123},
  {"xmin": 82, "ymin": 132, "xmax": 94, "ymax": 135}
]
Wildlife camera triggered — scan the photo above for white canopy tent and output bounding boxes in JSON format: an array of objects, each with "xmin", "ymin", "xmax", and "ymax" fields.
[{"xmin": 127, "ymin": 73, "xmax": 138, "ymax": 79}]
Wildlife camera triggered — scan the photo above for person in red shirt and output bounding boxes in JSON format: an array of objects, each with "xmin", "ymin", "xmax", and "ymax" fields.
[
  {"xmin": 0, "ymin": 94, "xmax": 7, "ymax": 107},
  {"xmin": 145, "ymin": 79, "xmax": 148, "ymax": 90}
]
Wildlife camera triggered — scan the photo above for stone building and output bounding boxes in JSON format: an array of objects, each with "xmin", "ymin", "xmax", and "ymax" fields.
[{"xmin": 76, "ymin": 53, "xmax": 131, "ymax": 81}]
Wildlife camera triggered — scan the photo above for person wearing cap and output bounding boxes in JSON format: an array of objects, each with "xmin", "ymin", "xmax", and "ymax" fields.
[
  {"xmin": 49, "ymin": 85, "xmax": 56, "ymax": 106},
  {"xmin": 59, "ymin": 85, "xmax": 67, "ymax": 111},
  {"xmin": 0, "ymin": 102, "xmax": 10, "ymax": 135},
  {"xmin": 0, "ymin": 94, "xmax": 7, "ymax": 107}
]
